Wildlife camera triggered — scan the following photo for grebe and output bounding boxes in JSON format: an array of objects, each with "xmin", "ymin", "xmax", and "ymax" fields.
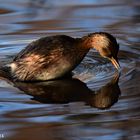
[{"xmin": 3, "ymin": 32, "xmax": 120, "ymax": 81}]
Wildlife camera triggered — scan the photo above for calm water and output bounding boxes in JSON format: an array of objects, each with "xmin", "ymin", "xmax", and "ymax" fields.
[{"xmin": 0, "ymin": 0, "xmax": 140, "ymax": 140}]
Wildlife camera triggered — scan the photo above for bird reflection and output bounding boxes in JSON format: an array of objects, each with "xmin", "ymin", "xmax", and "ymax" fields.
[{"xmin": 13, "ymin": 73, "xmax": 121, "ymax": 109}]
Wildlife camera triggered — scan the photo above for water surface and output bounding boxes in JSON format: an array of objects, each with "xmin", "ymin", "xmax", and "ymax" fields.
[{"xmin": 0, "ymin": 0, "xmax": 140, "ymax": 140}]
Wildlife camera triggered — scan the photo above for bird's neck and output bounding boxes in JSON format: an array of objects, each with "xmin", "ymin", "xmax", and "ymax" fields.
[
  {"xmin": 79, "ymin": 33, "xmax": 110, "ymax": 52},
  {"xmin": 76, "ymin": 37, "xmax": 92, "ymax": 50}
]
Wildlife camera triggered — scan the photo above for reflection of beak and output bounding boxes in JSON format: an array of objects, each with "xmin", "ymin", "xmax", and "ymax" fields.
[{"xmin": 110, "ymin": 57, "xmax": 120, "ymax": 70}]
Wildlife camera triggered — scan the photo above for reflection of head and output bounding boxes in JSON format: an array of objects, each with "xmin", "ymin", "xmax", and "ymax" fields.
[{"xmin": 88, "ymin": 74, "xmax": 120, "ymax": 109}]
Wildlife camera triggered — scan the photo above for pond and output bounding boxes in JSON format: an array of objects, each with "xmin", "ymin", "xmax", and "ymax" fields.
[{"xmin": 0, "ymin": 0, "xmax": 140, "ymax": 140}]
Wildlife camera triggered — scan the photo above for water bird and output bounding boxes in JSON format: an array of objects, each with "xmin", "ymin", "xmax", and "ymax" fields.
[{"xmin": 1, "ymin": 32, "xmax": 120, "ymax": 81}]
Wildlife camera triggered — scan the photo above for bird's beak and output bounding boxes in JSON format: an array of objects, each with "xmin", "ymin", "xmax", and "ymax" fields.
[{"xmin": 110, "ymin": 57, "xmax": 120, "ymax": 70}]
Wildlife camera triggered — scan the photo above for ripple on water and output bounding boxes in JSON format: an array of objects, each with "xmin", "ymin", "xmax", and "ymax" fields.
[{"xmin": 0, "ymin": 0, "xmax": 140, "ymax": 140}]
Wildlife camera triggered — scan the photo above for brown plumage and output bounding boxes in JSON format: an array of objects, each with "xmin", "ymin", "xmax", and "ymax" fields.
[{"xmin": 3, "ymin": 32, "xmax": 120, "ymax": 81}]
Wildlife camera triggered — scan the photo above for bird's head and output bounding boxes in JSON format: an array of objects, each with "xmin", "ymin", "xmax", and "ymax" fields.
[{"xmin": 86, "ymin": 32, "xmax": 120, "ymax": 70}]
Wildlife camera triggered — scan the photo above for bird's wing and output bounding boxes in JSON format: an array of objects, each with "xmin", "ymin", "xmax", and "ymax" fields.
[{"xmin": 13, "ymin": 35, "xmax": 75, "ymax": 62}]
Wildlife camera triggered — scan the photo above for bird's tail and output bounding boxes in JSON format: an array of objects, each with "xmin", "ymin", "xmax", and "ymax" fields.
[{"xmin": 0, "ymin": 64, "xmax": 12, "ymax": 81}]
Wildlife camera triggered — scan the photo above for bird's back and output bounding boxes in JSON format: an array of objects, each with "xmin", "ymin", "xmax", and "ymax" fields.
[{"xmin": 14, "ymin": 35, "xmax": 75, "ymax": 60}]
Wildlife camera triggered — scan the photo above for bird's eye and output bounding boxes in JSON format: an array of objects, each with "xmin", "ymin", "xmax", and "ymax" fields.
[
  {"xmin": 107, "ymin": 54, "xmax": 112, "ymax": 58},
  {"xmin": 104, "ymin": 54, "xmax": 112, "ymax": 60},
  {"xmin": 101, "ymin": 48, "xmax": 112, "ymax": 58}
]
